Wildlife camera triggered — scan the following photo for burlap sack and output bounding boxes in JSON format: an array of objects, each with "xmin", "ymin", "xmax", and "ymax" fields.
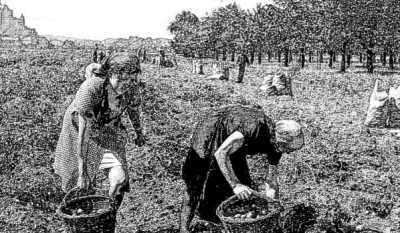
[
  {"xmin": 212, "ymin": 62, "xmax": 222, "ymax": 75},
  {"xmin": 207, "ymin": 74, "xmax": 224, "ymax": 80},
  {"xmin": 387, "ymin": 86, "xmax": 400, "ymax": 128},
  {"xmin": 192, "ymin": 60, "xmax": 204, "ymax": 74},
  {"xmin": 260, "ymin": 75, "xmax": 278, "ymax": 95},
  {"xmin": 272, "ymin": 73, "xmax": 287, "ymax": 92},
  {"xmin": 222, "ymin": 67, "xmax": 230, "ymax": 80},
  {"xmin": 280, "ymin": 73, "xmax": 293, "ymax": 96},
  {"xmin": 364, "ymin": 79, "xmax": 389, "ymax": 127}
]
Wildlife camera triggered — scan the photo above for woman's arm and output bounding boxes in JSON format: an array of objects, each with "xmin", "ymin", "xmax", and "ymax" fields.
[
  {"xmin": 215, "ymin": 131, "xmax": 253, "ymax": 199},
  {"xmin": 125, "ymin": 84, "xmax": 145, "ymax": 146},
  {"xmin": 126, "ymin": 104, "xmax": 142, "ymax": 133},
  {"xmin": 264, "ymin": 164, "xmax": 279, "ymax": 199},
  {"xmin": 126, "ymin": 104, "xmax": 145, "ymax": 146},
  {"xmin": 77, "ymin": 113, "xmax": 91, "ymax": 189}
]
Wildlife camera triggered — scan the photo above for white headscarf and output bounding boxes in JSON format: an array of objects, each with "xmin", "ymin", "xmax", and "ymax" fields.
[
  {"xmin": 275, "ymin": 120, "xmax": 304, "ymax": 150},
  {"xmin": 85, "ymin": 63, "xmax": 102, "ymax": 80}
]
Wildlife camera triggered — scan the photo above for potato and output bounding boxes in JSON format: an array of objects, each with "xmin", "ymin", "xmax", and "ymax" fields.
[
  {"xmin": 96, "ymin": 209, "xmax": 107, "ymax": 214},
  {"xmin": 246, "ymin": 211, "xmax": 256, "ymax": 219},
  {"xmin": 76, "ymin": 208, "xmax": 83, "ymax": 215},
  {"xmin": 234, "ymin": 214, "xmax": 241, "ymax": 218},
  {"xmin": 261, "ymin": 210, "xmax": 267, "ymax": 215}
]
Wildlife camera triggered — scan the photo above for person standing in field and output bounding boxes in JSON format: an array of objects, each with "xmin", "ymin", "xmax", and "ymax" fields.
[
  {"xmin": 53, "ymin": 52, "xmax": 146, "ymax": 208},
  {"xmin": 179, "ymin": 105, "xmax": 304, "ymax": 233},
  {"xmin": 93, "ymin": 44, "xmax": 99, "ymax": 63},
  {"xmin": 98, "ymin": 50, "xmax": 106, "ymax": 63},
  {"xmin": 236, "ymin": 51, "xmax": 248, "ymax": 83}
]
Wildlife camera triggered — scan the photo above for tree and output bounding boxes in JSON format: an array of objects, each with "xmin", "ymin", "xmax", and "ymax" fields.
[
  {"xmin": 352, "ymin": 0, "xmax": 386, "ymax": 73},
  {"xmin": 274, "ymin": 0, "xmax": 320, "ymax": 68},
  {"xmin": 251, "ymin": 4, "xmax": 282, "ymax": 65},
  {"xmin": 168, "ymin": 11, "xmax": 200, "ymax": 57},
  {"xmin": 380, "ymin": 0, "xmax": 400, "ymax": 70}
]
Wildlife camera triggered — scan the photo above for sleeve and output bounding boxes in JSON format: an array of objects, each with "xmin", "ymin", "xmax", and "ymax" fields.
[
  {"xmin": 267, "ymin": 150, "xmax": 282, "ymax": 166},
  {"xmin": 74, "ymin": 82, "xmax": 99, "ymax": 118}
]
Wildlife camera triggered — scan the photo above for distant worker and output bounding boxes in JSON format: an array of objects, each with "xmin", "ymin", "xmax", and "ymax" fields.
[
  {"xmin": 98, "ymin": 50, "xmax": 106, "ymax": 63},
  {"xmin": 93, "ymin": 44, "xmax": 99, "ymax": 63},
  {"xmin": 236, "ymin": 51, "xmax": 247, "ymax": 83}
]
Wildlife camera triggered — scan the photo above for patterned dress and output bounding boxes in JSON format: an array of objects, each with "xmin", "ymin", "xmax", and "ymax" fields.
[
  {"xmin": 53, "ymin": 76, "xmax": 142, "ymax": 193},
  {"xmin": 182, "ymin": 105, "xmax": 282, "ymax": 223}
]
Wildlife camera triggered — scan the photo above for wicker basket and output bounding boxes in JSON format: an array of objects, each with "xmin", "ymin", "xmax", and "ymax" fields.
[
  {"xmin": 216, "ymin": 194, "xmax": 282, "ymax": 233},
  {"xmin": 56, "ymin": 187, "xmax": 117, "ymax": 233}
]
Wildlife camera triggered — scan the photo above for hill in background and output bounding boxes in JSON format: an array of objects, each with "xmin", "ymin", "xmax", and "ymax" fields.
[{"xmin": 42, "ymin": 34, "xmax": 171, "ymax": 51}]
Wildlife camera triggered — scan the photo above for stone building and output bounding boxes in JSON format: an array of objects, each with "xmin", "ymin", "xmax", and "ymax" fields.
[{"xmin": 0, "ymin": 1, "xmax": 39, "ymax": 46}]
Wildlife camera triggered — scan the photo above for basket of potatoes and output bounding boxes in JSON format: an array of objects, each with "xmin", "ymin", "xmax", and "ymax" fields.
[
  {"xmin": 216, "ymin": 192, "xmax": 283, "ymax": 233},
  {"xmin": 56, "ymin": 187, "xmax": 117, "ymax": 233}
]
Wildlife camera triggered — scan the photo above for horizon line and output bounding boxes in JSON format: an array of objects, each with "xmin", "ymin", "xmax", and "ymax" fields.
[{"xmin": 41, "ymin": 33, "xmax": 172, "ymax": 42}]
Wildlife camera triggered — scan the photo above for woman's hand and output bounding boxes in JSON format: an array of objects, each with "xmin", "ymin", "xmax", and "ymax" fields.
[
  {"xmin": 260, "ymin": 182, "xmax": 279, "ymax": 200},
  {"xmin": 233, "ymin": 184, "xmax": 253, "ymax": 200},
  {"xmin": 264, "ymin": 183, "xmax": 277, "ymax": 199}
]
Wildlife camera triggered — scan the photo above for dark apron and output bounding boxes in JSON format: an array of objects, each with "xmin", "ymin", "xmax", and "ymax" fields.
[{"xmin": 182, "ymin": 147, "xmax": 252, "ymax": 223}]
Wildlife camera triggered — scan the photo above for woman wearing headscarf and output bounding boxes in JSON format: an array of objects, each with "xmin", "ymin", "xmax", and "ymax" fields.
[
  {"xmin": 84, "ymin": 63, "xmax": 102, "ymax": 80},
  {"xmin": 179, "ymin": 105, "xmax": 304, "ymax": 233},
  {"xmin": 53, "ymin": 52, "xmax": 145, "ymax": 208}
]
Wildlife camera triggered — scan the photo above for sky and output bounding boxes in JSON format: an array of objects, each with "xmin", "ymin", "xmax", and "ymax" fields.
[{"xmin": 2, "ymin": 0, "xmax": 272, "ymax": 41}]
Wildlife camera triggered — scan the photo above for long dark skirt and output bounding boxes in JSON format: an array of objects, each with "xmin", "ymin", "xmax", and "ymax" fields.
[{"xmin": 182, "ymin": 148, "xmax": 252, "ymax": 223}]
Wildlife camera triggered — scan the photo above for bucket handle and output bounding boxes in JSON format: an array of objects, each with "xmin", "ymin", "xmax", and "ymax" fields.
[
  {"xmin": 62, "ymin": 186, "xmax": 96, "ymax": 205},
  {"xmin": 62, "ymin": 187, "xmax": 117, "ymax": 211}
]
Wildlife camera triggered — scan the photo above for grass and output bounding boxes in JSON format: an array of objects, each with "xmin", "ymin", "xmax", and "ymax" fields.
[{"xmin": 1, "ymin": 49, "xmax": 400, "ymax": 232}]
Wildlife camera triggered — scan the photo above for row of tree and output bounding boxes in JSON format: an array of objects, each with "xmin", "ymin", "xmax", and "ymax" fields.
[{"xmin": 168, "ymin": 0, "xmax": 400, "ymax": 73}]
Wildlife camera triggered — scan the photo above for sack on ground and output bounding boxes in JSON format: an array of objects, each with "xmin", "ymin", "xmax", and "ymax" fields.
[
  {"xmin": 207, "ymin": 74, "xmax": 225, "ymax": 80},
  {"xmin": 212, "ymin": 62, "xmax": 222, "ymax": 75},
  {"xmin": 260, "ymin": 73, "xmax": 292, "ymax": 96},
  {"xmin": 272, "ymin": 74, "xmax": 287, "ymax": 92},
  {"xmin": 387, "ymin": 86, "xmax": 400, "ymax": 128},
  {"xmin": 222, "ymin": 67, "xmax": 229, "ymax": 80},
  {"xmin": 364, "ymin": 79, "xmax": 389, "ymax": 127},
  {"xmin": 192, "ymin": 60, "xmax": 204, "ymax": 75},
  {"xmin": 260, "ymin": 75, "xmax": 277, "ymax": 95},
  {"xmin": 279, "ymin": 73, "xmax": 293, "ymax": 96}
]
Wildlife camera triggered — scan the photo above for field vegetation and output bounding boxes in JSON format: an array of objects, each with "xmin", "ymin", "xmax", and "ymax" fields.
[{"xmin": 1, "ymin": 47, "xmax": 400, "ymax": 232}]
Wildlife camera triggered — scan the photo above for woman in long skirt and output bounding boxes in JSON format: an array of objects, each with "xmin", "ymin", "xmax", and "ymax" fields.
[
  {"xmin": 53, "ymin": 52, "xmax": 145, "ymax": 208},
  {"xmin": 180, "ymin": 105, "xmax": 304, "ymax": 232}
]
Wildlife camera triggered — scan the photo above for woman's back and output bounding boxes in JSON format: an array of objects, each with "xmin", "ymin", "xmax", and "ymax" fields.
[{"xmin": 191, "ymin": 105, "xmax": 276, "ymax": 159}]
